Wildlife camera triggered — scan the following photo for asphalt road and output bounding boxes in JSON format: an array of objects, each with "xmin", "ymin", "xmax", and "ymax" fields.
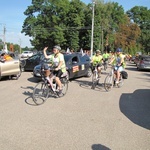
[{"xmin": 0, "ymin": 62, "xmax": 150, "ymax": 150}]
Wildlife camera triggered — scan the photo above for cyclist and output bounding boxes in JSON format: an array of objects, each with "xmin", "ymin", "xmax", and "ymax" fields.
[
  {"xmin": 43, "ymin": 45, "xmax": 66, "ymax": 93},
  {"xmin": 91, "ymin": 50, "xmax": 103, "ymax": 78},
  {"xmin": 102, "ymin": 50, "xmax": 109, "ymax": 70},
  {"xmin": 109, "ymin": 48, "xmax": 125, "ymax": 84}
]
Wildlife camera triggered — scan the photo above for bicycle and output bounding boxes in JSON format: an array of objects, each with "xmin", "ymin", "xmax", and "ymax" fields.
[
  {"xmin": 91, "ymin": 64, "xmax": 102, "ymax": 89},
  {"xmin": 19, "ymin": 59, "xmax": 26, "ymax": 72},
  {"xmin": 32, "ymin": 66, "xmax": 68, "ymax": 105},
  {"xmin": 104, "ymin": 65, "xmax": 124, "ymax": 92},
  {"xmin": 103, "ymin": 58, "xmax": 108, "ymax": 71}
]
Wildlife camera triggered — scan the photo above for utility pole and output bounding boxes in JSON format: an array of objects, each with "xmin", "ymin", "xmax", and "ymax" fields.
[
  {"xmin": 90, "ymin": 0, "xmax": 95, "ymax": 58},
  {"xmin": 3, "ymin": 25, "xmax": 8, "ymax": 53},
  {"xmin": 3, "ymin": 25, "xmax": 6, "ymax": 51},
  {"xmin": 19, "ymin": 38, "xmax": 22, "ymax": 54},
  {"xmin": 3, "ymin": 25, "xmax": 6, "ymax": 45}
]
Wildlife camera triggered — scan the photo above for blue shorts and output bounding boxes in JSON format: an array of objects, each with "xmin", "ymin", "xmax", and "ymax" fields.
[{"xmin": 114, "ymin": 66, "xmax": 124, "ymax": 72}]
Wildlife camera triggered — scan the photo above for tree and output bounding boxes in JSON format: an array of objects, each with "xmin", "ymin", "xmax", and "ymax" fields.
[
  {"xmin": 64, "ymin": 0, "xmax": 86, "ymax": 51},
  {"xmin": 22, "ymin": 0, "xmax": 70, "ymax": 50},
  {"xmin": 22, "ymin": 0, "xmax": 137, "ymax": 54},
  {"xmin": 114, "ymin": 16, "xmax": 141, "ymax": 55},
  {"xmin": 90, "ymin": 1, "xmax": 126, "ymax": 52},
  {"xmin": 127, "ymin": 6, "xmax": 150, "ymax": 53}
]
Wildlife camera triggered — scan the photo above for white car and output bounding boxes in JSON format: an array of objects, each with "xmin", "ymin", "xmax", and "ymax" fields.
[{"xmin": 21, "ymin": 51, "xmax": 33, "ymax": 58}]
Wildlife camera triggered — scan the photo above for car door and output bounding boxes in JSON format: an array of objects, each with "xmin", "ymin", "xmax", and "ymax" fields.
[
  {"xmin": 0, "ymin": 59, "xmax": 20, "ymax": 76},
  {"xmin": 25, "ymin": 54, "xmax": 41, "ymax": 71},
  {"xmin": 79, "ymin": 54, "xmax": 91, "ymax": 76},
  {"xmin": 66, "ymin": 55, "xmax": 80, "ymax": 78}
]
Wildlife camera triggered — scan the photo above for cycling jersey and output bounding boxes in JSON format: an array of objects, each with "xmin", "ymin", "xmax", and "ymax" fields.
[
  {"xmin": 103, "ymin": 53, "xmax": 109, "ymax": 59},
  {"xmin": 92, "ymin": 55, "xmax": 103, "ymax": 66},
  {"xmin": 49, "ymin": 53, "xmax": 66, "ymax": 72},
  {"xmin": 113, "ymin": 54, "xmax": 125, "ymax": 68}
]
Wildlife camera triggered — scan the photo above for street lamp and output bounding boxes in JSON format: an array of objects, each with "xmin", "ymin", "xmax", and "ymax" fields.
[{"xmin": 90, "ymin": 0, "xmax": 95, "ymax": 58}]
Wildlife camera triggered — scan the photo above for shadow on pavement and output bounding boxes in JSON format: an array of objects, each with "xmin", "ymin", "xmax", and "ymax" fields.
[
  {"xmin": 21, "ymin": 86, "xmax": 34, "ymax": 97},
  {"xmin": 119, "ymin": 89, "xmax": 150, "ymax": 130},
  {"xmin": 27, "ymin": 76, "xmax": 40, "ymax": 83},
  {"xmin": 25, "ymin": 96, "xmax": 38, "ymax": 106},
  {"xmin": 91, "ymin": 144, "xmax": 111, "ymax": 150},
  {"xmin": 125, "ymin": 66, "xmax": 137, "ymax": 71},
  {"xmin": 73, "ymin": 78, "xmax": 105, "ymax": 92}
]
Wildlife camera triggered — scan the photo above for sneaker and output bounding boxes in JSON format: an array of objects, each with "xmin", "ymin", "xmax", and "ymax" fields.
[
  {"xmin": 58, "ymin": 89, "xmax": 63, "ymax": 95},
  {"xmin": 116, "ymin": 80, "xmax": 119, "ymax": 84}
]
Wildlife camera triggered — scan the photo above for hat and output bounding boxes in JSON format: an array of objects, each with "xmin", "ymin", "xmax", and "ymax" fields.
[
  {"xmin": 96, "ymin": 50, "xmax": 100, "ymax": 53},
  {"xmin": 116, "ymin": 48, "xmax": 122, "ymax": 52},
  {"xmin": 53, "ymin": 45, "xmax": 61, "ymax": 51}
]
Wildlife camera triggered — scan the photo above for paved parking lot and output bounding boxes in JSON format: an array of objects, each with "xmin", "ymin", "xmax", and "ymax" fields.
[{"xmin": 0, "ymin": 62, "xmax": 150, "ymax": 150}]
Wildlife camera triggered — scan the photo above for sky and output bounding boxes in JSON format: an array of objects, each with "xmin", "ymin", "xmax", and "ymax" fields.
[{"xmin": 0, "ymin": 0, "xmax": 149, "ymax": 48}]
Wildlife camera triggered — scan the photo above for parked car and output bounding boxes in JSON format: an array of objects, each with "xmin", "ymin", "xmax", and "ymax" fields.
[
  {"xmin": 22, "ymin": 52, "xmax": 52, "ymax": 71},
  {"xmin": 131, "ymin": 56, "xmax": 136, "ymax": 62},
  {"xmin": 137, "ymin": 55, "xmax": 150, "ymax": 71},
  {"xmin": 134, "ymin": 56, "xmax": 140, "ymax": 65},
  {"xmin": 0, "ymin": 57, "xmax": 21, "ymax": 80},
  {"xmin": 21, "ymin": 51, "xmax": 33, "ymax": 58},
  {"xmin": 23, "ymin": 52, "xmax": 43, "ymax": 71},
  {"xmin": 33, "ymin": 52, "xmax": 92, "ymax": 80}
]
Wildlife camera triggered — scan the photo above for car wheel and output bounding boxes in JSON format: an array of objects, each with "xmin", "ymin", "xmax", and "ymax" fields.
[
  {"xmin": 137, "ymin": 67, "xmax": 141, "ymax": 71},
  {"xmin": 86, "ymin": 67, "xmax": 92, "ymax": 77},
  {"xmin": 14, "ymin": 68, "xmax": 22, "ymax": 80}
]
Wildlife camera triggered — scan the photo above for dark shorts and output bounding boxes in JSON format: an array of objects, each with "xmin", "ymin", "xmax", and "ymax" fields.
[
  {"xmin": 92, "ymin": 63, "xmax": 102, "ymax": 72},
  {"xmin": 53, "ymin": 70, "xmax": 63, "ymax": 78},
  {"xmin": 42, "ymin": 63, "xmax": 63, "ymax": 78}
]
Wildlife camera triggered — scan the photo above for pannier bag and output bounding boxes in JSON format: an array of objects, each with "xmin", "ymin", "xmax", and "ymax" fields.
[{"xmin": 121, "ymin": 71, "xmax": 128, "ymax": 79}]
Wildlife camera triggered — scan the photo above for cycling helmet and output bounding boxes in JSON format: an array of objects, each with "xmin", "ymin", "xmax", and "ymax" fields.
[
  {"xmin": 96, "ymin": 50, "xmax": 100, "ymax": 53},
  {"xmin": 116, "ymin": 48, "xmax": 122, "ymax": 52},
  {"xmin": 53, "ymin": 45, "xmax": 61, "ymax": 51}
]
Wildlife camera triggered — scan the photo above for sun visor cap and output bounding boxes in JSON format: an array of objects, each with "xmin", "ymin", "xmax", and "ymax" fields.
[
  {"xmin": 53, "ymin": 45, "xmax": 61, "ymax": 51},
  {"xmin": 116, "ymin": 48, "xmax": 122, "ymax": 52}
]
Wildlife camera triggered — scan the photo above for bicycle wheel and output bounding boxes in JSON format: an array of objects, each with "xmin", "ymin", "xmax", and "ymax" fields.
[
  {"xmin": 104, "ymin": 74, "xmax": 113, "ymax": 92},
  {"xmin": 58, "ymin": 78, "xmax": 68, "ymax": 97},
  {"xmin": 104, "ymin": 63, "xmax": 107, "ymax": 71},
  {"xmin": 20, "ymin": 59, "xmax": 26, "ymax": 72},
  {"xmin": 91, "ymin": 71, "xmax": 99, "ymax": 89},
  {"xmin": 32, "ymin": 81, "xmax": 49, "ymax": 105}
]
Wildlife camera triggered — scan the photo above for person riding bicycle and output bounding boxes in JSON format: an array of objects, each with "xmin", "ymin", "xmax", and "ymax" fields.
[
  {"xmin": 103, "ymin": 50, "xmax": 109, "ymax": 61},
  {"xmin": 102, "ymin": 50, "xmax": 110, "ymax": 70},
  {"xmin": 43, "ymin": 45, "xmax": 66, "ymax": 94},
  {"xmin": 91, "ymin": 50, "xmax": 103, "ymax": 78},
  {"xmin": 109, "ymin": 48, "xmax": 125, "ymax": 84}
]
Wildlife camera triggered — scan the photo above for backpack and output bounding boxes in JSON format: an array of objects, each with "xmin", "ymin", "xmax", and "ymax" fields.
[{"xmin": 121, "ymin": 71, "xmax": 128, "ymax": 79}]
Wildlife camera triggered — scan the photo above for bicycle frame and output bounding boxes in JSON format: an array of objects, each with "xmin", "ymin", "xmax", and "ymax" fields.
[
  {"xmin": 104, "ymin": 65, "xmax": 124, "ymax": 92},
  {"xmin": 93, "ymin": 66, "xmax": 98, "ymax": 78},
  {"xmin": 91, "ymin": 65, "xmax": 100, "ymax": 89}
]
